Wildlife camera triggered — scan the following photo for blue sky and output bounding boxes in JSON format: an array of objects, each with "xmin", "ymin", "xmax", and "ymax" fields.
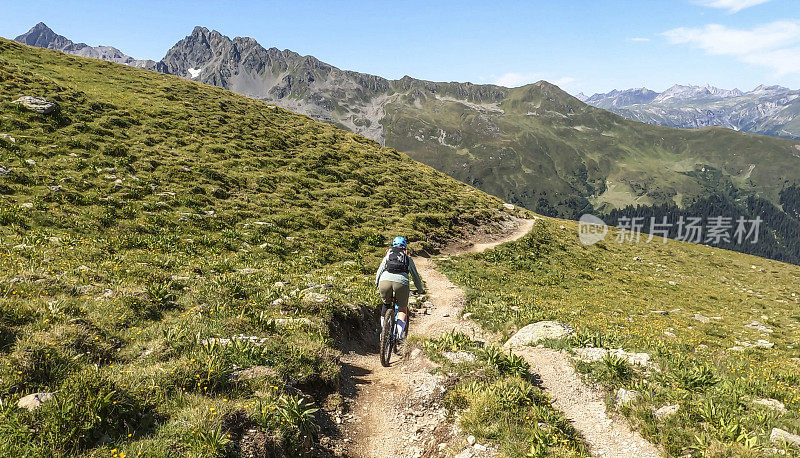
[{"xmin": 1, "ymin": 0, "xmax": 798, "ymax": 95}]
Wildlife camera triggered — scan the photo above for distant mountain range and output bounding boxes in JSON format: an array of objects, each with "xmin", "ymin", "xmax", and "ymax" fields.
[
  {"xmin": 577, "ymin": 84, "xmax": 800, "ymax": 139},
  {"xmin": 11, "ymin": 23, "xmax": 800, "ymax": 224},
  {"xmin": 14, "ymin": 22, "xmax": 164, "ymax": 71}
]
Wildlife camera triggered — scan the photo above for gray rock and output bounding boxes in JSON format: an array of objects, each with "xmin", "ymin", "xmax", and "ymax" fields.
[
  {"xmin": 746, "ymin": 321, "xmax": 773, "ymax": 333},
  {"xmin": 467, "ymin": 435, "xmax": 476, "ymax": 446},
  {"xmin": 502, "ymin": 203, "xmax": 515, "ymax": 211},
  {"xmin": 274, "ymin": 317, "xmax": 312, "ymax": 327},
  {"xmin": 770, "ymin": 428, "xmax": 800, "ymax": 446},
  {"xmin": 18, "ymin": 392, "xmax": 53, "ymax": 411},
  {"xmin": 755, "ymin": 339, "xmax": 775, "ymax": 348},
  {"xmin": 694, "ymin": 313, "xmax": 711, "ymax": 323},
  {"xmin": 732, "ymin": 339, "xmax": 775, "ymax": 350},
  {"xmin": 442, "ymin": 351, "xmax": 477, "ymax": 364},
  {"xmin": 615, "ymin": 388, "xmax": 641, "ymax": 406},
  {"xmin": 0, "ymin": 133, "xmax": 15, "ymax": 143},
  {"xmin": 651, "ymin": 310, "xmax": 669, "ymax": 315},
  {"xmin": 0, "ymin": 166, "xmax": 9, "ymax": 176},
  {"xmin": 12, "ymin": 96, "xmax": 58, "ymax": 114},
  {"xmin": 502, "ymin": 321, "xmax": 574, "ymax": 350},
  {"xmin": 575, "ymin": 347, "xmax": 651, "ymax": 367},
  {"xmin": 654, "ymin": 404, "xmax": 680, "ymax": 419},
  {"xmin": 202, "ymin": 335, "xmax": 268, "ymax": 346},
  {"xmin": 301, "ymin": 292, "xmax": 329, "ymax": 306},
  {"xmin": 230, "ymin": 366, "xmax": 277, "ymax": 382},
  {"xmin": 754, "ymin": 398, "xmax": 786, "ymax": 412}
]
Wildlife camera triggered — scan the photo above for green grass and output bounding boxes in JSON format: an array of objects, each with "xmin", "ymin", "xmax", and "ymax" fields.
[
  {"xmin": 0, "ymin": 38, "xmax": 515, "ymax": 456},
  {"xmin": 438, "ymin": 218, "xmax": 800, "ymax": 456}
]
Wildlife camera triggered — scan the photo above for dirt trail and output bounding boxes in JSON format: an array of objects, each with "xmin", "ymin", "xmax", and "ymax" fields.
[
  {"xmin": 514, "ymin": 347, "xmax": 661, "ymax": 458},
  {"xmin": 337, "ymin": 217, "xmax": 660, "ymax": 458}
]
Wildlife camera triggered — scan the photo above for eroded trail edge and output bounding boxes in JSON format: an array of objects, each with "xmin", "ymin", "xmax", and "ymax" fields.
[{"xmin": 335, "ymin": 217, "xmax": 660, "ymax": 458}]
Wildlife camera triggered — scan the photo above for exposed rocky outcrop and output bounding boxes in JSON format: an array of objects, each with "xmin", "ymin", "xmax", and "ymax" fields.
[{"xmin": 12, "ymin": 96, "xmax": 58, "ymax": 114}]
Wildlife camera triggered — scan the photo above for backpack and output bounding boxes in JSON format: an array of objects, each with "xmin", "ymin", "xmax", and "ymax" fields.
[{"xmin": 385, "ymin": 246, "xmax": 409, "ymax": 273}]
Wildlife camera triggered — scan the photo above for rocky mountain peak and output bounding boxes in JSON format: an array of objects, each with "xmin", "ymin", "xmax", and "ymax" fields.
[{"xmin": 15, "ymin": 22, "xmax": 73, "ymax": 49}]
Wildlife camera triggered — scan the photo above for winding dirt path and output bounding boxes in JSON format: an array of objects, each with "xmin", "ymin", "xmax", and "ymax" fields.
[
  {"xmin": 337, "ymin": 217, "xmax": 661, "ymax": 458},
  {"xmin": 514, "ymin": 347, "xmax": 661, "ymax": 458}
]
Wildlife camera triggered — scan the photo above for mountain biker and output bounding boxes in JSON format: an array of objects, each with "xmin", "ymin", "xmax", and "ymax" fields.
[{"xmin": 375, "ymin": 236, "xmax": 424, "ymax": 344}]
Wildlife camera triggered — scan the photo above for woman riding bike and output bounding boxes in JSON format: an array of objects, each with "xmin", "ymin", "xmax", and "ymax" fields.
[{"xmin": 374, "ymin": 236, "xmax": 425, "ymax": 345}]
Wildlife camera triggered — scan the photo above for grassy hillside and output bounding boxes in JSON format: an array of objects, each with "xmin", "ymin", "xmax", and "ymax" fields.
[
  {"xmin": 0, "ymin": 38, "xmax": 516, "ymax": 456},
  {"xmin": 438, "ymin": 218, "xmax": 800, "ymax": 456},
  {"xmin": 383, "ymin": 81, "xmax": 800, "ymax": 218}
]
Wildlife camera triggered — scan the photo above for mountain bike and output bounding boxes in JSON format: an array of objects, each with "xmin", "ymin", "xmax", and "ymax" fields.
[{"xmin": 379, "ymin": 300, "xmax": 408, "ymax": 367}]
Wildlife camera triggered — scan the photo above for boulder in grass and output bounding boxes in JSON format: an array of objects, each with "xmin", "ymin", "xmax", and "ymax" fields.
[
  {"xmin": 502, "ymin": 321, "xmax": 574, "ymax": 350},
  {"xmin": 12, "ymin": 96, "xmax": 58, "ymax": 114},
  {"xmin": 301, "ymin": 292, "xmax": 329, "ymax": 306},
  {"xmin": 18, "ymin": 392, "xmax": 53, "ymax": 411},
  {"xmin": 754, "ymin": 398, "xmax": 786, "ymax": 412},
  {"xmin": 654, "ymin": 404, "xmax": 680, "ymax": 419},
  {"xmin": 230, "ymin": 366, "xmax": 277, "ymax": 382},
  {"xmin": 615, "ymin": 388, "xmax": 641, "ymax": 407},
  {"xmin": 770, "ymin": 428, "xmax": 800, "ymax": 446}
]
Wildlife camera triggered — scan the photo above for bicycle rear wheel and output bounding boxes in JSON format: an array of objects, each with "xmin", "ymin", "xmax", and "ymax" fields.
[{"xmin": 379, "ymin": 308, "xmax": 395, "ymax": 367}]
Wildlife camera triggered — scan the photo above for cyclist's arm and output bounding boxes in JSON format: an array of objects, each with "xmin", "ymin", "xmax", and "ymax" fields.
[
  {"xmin": 408, "ymin": 258, "xmax": 425, "ymax": 294},
  {"xmin": 375, "ymin": 256, "xmax": 387, "ymax": 287}
]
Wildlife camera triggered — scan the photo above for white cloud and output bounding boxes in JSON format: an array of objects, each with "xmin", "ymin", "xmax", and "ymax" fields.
[
  {"xmin": 493, "ymin": 72, "xmax": 541, "ymax": 87},
  {"xmin": 741, "ymin": 47, "xmax": 800, "ymax": 76},
  {"xmin": 694, "ymin": 0, "xmax": 773, "ymax": 13},
  {"xmin": 662, "ymin": 21, "xmax": 800, "ymax": 56},
  {"xmin": 493, "ymin": 72, "xmax": 576, "ymax": 89},
  {"xmin": 663, "ymin": 21, "xmax": 800, "ymax": 76},
  {"xmin": 628, "ymin": 37, "xmax": 651, "ymax": 42},
  {"xmin": 551, "ymin": 77, "xmax": 577, "ymax": 88}
]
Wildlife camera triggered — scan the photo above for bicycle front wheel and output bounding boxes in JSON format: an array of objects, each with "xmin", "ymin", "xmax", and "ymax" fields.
[{"xmin": 379, "ymin": 309, "xmax": 394, "ymax": 367}]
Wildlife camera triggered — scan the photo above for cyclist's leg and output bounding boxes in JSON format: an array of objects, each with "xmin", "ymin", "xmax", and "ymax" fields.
[
  {"xmin": 377, "ymin": 281, "xmax": 394, "ymax": 329},
  {"xmin": 393, "ymin": 282, "xmax": 410, "ymax": 338}
]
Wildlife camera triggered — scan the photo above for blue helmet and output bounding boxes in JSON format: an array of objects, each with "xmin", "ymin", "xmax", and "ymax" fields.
[{"xmin": 392, "ymin": 236, "xmax": 407, "ymax": 248}]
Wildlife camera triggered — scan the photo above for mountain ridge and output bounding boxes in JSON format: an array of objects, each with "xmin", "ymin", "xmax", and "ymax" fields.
[
  {"xmin": 584, "ymin": 83, "xmax": 800, "ymax": 139},
  {"xmin": 14, "ymin": 22, "xmax": 164, "ymax": 71}
]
